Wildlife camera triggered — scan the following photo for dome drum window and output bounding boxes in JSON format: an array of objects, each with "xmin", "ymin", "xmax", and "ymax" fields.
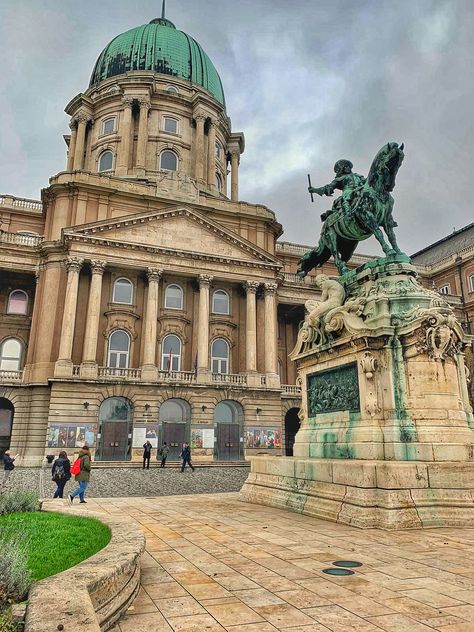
[
  {"xmin": 98, "ymin": 150, "xmax": 114, "ymax": 172},
  {"xmin": 102, "ymin": 118, "xmax": 116, "ymax": 135},
  {"xmin": 163, "ymin": 117, "xmax": 179, "ymax": 134},
  {"xmin": 160, "ymin": 150, "xmax": 178, "ymax": 172}
]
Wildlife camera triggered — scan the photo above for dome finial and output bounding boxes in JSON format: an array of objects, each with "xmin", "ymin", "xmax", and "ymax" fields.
[{"xmin": 161, "ymin": 0, "xmax": 166, "ymax": 19}]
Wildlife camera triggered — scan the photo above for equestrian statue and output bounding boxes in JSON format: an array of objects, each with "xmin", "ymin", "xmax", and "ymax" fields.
[{"xmin": 298, "ymin": 142, "xmax": 406, "ymax": 277}]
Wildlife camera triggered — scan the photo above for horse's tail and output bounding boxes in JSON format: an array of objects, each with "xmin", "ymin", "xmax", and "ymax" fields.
[{"xmin": 297, "ymin": 242, "xmax": 331, "ymax": 277}]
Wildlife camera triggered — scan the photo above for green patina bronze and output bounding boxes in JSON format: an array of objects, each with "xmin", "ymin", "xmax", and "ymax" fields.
[
  {"xmin": 307, "ymin": 364, "xmax": 360, "ymax": 416},
  {"xmin": 298, "ymin": 142, "xmax": 406, "ymax": 276}
]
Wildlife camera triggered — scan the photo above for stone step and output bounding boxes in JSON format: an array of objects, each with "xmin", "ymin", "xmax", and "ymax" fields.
[{"xmin": 89, "ymin": 460, "xmax": 250, "ymax": 469}]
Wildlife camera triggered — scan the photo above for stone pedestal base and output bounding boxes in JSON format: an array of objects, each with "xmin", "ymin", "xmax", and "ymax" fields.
[
  {"xmin": 240, "ymin": 456, "xmax": 474, "ymax": 530},
  {"xmin": 54, "ymin": 360, "xmax": 74, "ymax": 378}
]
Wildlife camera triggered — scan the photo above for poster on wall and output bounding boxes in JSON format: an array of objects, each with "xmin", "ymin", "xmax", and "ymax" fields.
[
  {"xmin": 191, "ymin": 429, "xmax": 203, "ymax": 449},
  {"xmin": 246, "ymin": 428, "xmax": 282, "ymax": 449},
  {"xmin": 145, "ymin": 427, "xmax": 158, "ymax": 448},
  {"xmin": 46, "ymin": 424, "xmax": 96, "ymax": 449},
  {"xmin": 132, "ymin": 427, "xmax": 147, "ymax": 448},
  {"xmin": 202, "ymin": 428, "xmax": 215, "ymax": 449}
]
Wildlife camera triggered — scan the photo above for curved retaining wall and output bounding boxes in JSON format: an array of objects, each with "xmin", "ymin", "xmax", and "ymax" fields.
[{"xmin": 24, "ymin": 503, "xmax": 145, "ymax": 632}]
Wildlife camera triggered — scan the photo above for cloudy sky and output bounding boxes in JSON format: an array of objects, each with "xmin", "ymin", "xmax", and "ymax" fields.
[{"xmin": 0, "ymin": 0, "xmax": 472, "ymax": 255}]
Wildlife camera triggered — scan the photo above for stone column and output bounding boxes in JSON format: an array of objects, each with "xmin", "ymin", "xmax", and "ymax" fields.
[
  {"xmin": 67, "ymin": 120, "xmax": 77, "ymax": 171},
  {"xmin": 197, "ymin": 274, "xmax": 213, "ymax": 382},
  {"xmin": 80, "ymin": 260, "xmax": 106, "ymax": 378},
  {"xmin": 244, "ymin": 281, "xmax": 259, "ymax": 373},
  {"xmin": 264, "ymin": 282, "xmax": 279, "ymax": 384},
  {"xmin": 136, "ymin": 97, "xmax": 150, "ymax": 176},
  {"xmin": 73, "ymin": 112, "xmax": 89, "ymax": 170},
  {"xmin": 207, "ymin": 120, "xmax": 216, "ymax": 188},
  {"xmin": 194, "ymin": 114, "xmax": 206, "ymax": 182},
  {"xmin": 231, "ymin": 150, "xmax": 240, "ymax": 202},
  {"xmin": 117, "ymin": 96, "xmax": 133, "ymax": 175},
  {"xmin": 141, "ymin": 268, "xmax": 163, "ymax": 381},
  {"xmin": 55, "ymin": 257, "xmax": 83, "ymax": 376}
]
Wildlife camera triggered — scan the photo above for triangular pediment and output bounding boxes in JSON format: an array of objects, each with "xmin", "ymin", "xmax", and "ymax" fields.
[{"xmin": 64, "ymin": 206, "xmax": 279, "ymax": 267}]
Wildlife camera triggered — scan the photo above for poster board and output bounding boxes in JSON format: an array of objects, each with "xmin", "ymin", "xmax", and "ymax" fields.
[
  {"xmin": 202, "ymin": 428, "xmax": 215, "ymax": 449},
  {"xmin": 47, "ymin": 424, "xmax": 96, "ymax": 448},
  {"xmin": 132, "ymin": 427, "xmax": 146, "ymax": 448},
  {"xmin": 245, "ymin": 427, "xmax": 282, "ymax": 449}
]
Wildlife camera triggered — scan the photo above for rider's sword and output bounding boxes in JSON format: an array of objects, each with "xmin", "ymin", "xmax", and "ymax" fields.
[{"xmin": 307, "ymin": 174, "xmax": 314, "ymax": 202}]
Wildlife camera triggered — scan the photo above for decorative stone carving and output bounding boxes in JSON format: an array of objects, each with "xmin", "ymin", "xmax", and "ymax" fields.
[
  {"xmin": 198, "ymin": 274, "xmax": 213, "ymax": 288},
  {"xmin": 90, "ymin": 260, "xmax": 107, "ymax": 275},
  {"xmin": 307, "ymin": 364, "xmax": 360, "ymax": 416},
  {"xmin": 359, "ymin": 351, "xmax": 380, "ymax": 417},
  {"xmin": 244, "ymin": 281, "xmax": 259, "ymax": 294},
  {"xmin": 263, "ymin": 282, "xmax": 278, "ymax": 295},
  {"xmin": 65, "ymin": 257, "xmax": 83, "ymax": 273},
  {"xmin": 75, "ymin": 110, "xmax": 90, "ymax": 123},
  {"xmin": 122, "ymin": 96, "xmax": 134, "ymax": 108},
  {"xmin": 146, "ymin": 268, "xmax": 163, "ymax": 283},
  {"xmin": 138, "ymin": 97, "xmax": 151, "ymax": 110}
]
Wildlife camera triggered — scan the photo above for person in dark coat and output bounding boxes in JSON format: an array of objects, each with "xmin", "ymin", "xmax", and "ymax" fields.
[
  {"xmin": 143, "ymin": 440, "xmax": 152, "ymax": 469},
  {"xmin": 179, "ymin": 442, "xmax": 195, "ymax": 473},
  {"xmin": 68, "ymin": 445, "xmax": 91, "ymax": 504},
  {"xmin": 159, "ymin": 442, "xmax": 170, "ymax": 468},
  {"xmin": 51, "ymin": 450, "xmax": 71, "ymax": 499},
  {"xmin": 1, "ymin": 450, "xmax": 18, "ymax": 490}
]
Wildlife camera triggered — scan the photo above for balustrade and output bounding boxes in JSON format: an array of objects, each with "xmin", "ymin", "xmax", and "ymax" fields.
[
  {"xmin": 0, "ymin": 369, "xmax": 23, "ymax": 382},
  {"xmin": 0, "ymin": 231, "xmax": 42, "ymax": 246}
]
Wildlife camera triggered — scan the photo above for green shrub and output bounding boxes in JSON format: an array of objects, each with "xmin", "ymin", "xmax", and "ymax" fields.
[
  {"xmin": 0, "ymin": 531, "xmax": 31, "ymax": 608},
  {"xmin": 0, "ymin": 491, "xmax": 40, "ymax": 516}
]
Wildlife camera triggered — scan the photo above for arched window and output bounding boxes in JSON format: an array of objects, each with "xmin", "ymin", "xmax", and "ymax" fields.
[
  {"xmin": 166, "ymin": 86, "xmax": 179, "ymax": 94},
  {"xmin": 159, "ymin": 398, "xmax": 190, "ymax": 423},
  {"xmin": 0, "ymin": 338, "xmax": 22, "ymax": 371},
  {"xmin": 212, "ymin": 289, "xmax": 229, "ymax": 314},
  {"xmin": 163, "ymin": 117, "xmax": 178, "ymax": 134},
  {"xmin": 107, "ymin": 330, "xmax": 130, "ymax": 369},
  {"xmin": 215, "ymin": 173, "xmax": 223, "ymax": 192},
  {"xmin": 161, "ymin": 334, "xmax": 182, "ymax": 371},
  {"xmin": 102, "ymin": 118, "xmax": 116, "ymax": 135},
  {"xmin": 7, "ymin": 290, "xmax": 28, "ymax": 315},
  {"xmin": 99, "ymin": 397, "xmax": 133, "ymax": 422},
  {"xmin": 98, "ymin": 150, "xmax": 113, "ymax": 172},
  {"xmin": 211, "ymin": 338, "xmax": 229, "ymax": 374},
  {"xmin": 160, "ymin": 150, "xmax": 178, "ymax": 172},
  {"xmin": 164, "ymin": 284, "xmax": 183, "ymax": 310},
  {"xmin": 113, "ymin": 278, "xmax": 133, "ymax": 304},
  {"xmin": 215, "ymin": 142, "xmax": 222, "ymax": 160}
]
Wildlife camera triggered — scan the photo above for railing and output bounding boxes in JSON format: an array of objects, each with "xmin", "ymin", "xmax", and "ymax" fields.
[
  {"xmin": 0, "ymin": 231, "xmax": 42, "ymax": 247},
  {"xmin": 158, "ymin": 370, "xmax": 195, "ymax": 382},
  {"xmin": 98, "ymin": 367, "xmax": 142, "ymax": 379},
  {"xmin": 282, "ymin": 272, "xmax": 306, "ymax": 284},
  {"xmin": 72, "ymin": 365, "xmax": 81, "ymax": 376},
  {"xmin": 0, "ymin": 369, "xmax": 23, "ymax": 382},
  {"xmin": 260, "ymin": 375, "xmax": 267, "ymax": 387},
  {"xmin": 282, "ymin": 384, "xmax": 302, "ymax": 396},
  {"xmin": 0, "ymin": 195, "xmax": 42, "ymax": 211},
  {"xmin": 212, "ymin": 373, "xmax": 248, "ymax": 385}
]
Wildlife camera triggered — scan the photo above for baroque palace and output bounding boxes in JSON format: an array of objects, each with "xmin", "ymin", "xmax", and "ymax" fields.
[{"xmin": 0, "ymin": 12, "xmax": 473, "ymax": 465}]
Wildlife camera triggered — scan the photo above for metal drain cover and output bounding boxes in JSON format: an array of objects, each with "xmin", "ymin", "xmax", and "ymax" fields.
[
  {"xmin": 333, "ymin": 560, "xmax": 363, "ymax": 568},
  {"xmin": 322, "ymin": 568, "xmax": 354, "ymax": 576}
]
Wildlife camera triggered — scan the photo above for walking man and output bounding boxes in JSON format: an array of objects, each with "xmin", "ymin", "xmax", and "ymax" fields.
[
  {"xmin": 143, "ymin": 440, "xmax": 152, "ymax": 469},
  {"xmin": 68, "ymin": 445, "xmax": 91, "ymax": 504},
  {"xmin": 180, "ymin": 442, "xmax": 195, "ymax": 473},
  {"xmin": 159, "ymin": 441, "xmax": 170, "ymax": 468},
  {"xmin": 1, "ymin": 450, "xmax": 18, "ymax": 490}
]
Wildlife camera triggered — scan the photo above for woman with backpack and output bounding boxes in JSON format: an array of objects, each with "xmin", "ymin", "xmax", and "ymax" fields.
[
  {"xmin": 68, "ymin": 445, "xmax": 91, "ymax": 504},
  {"xmin": 51, "ymin": 450, "xmax": 71, "ymax": 499}
]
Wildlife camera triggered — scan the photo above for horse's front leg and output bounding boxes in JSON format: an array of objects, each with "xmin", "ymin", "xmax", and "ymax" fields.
[
  {"xmin": 327, "ymin": 229, "xmax": 349, "ymax": 275},
  {"xmin": 383, "ymin": 211, "xmax": 402, "ymax": 255},
  {"xmin": 360, "ymin": 203, "xmax": 394, "ymax": 256}
]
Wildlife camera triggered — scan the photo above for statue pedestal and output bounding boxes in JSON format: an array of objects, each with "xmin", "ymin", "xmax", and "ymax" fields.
[{"xmin": 240, "ymin": 257, "xmax": 474, "ymax": 529}]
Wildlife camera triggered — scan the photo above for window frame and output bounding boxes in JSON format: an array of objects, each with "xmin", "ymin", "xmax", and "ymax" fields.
[
  {"xmin": 164, "ymin": 284, "xmax": 183, "ymax": 310},
  {"xmin": 166, "ymin": 86, "xmax": 179, "ymax": 94},
  {"xmin": 438, "ymin": 284, "xmax": 450, "ymax": 295},
  {"xmin": 107, "ymin": 330, "xmax": 131, "ymax": 369},
  {"xmin": 161, "ymin": 334, "xmax": 182, "ymax": 371},
  {"xmin": 212, "ymin": 289, "xmax": 229, "ymax": 315},
  {"xmin": 102, "ymin": 117, "xmax": 116, "ymax": 136},
  {"xmin": 215, "ymin": 172, "xmax": 223, "ymax": 192},
  {"xmin": 469, "ymin": 274, "xmax": 474, "ymax": 292},
  {"xmin": 0, "ymin": 337, "xmax": 23, "ymax": 371},
  {"xmin": 211, "ymin": 338, "xmax": 230, "ymax": 375},
  {"xmin": 159, "ymin": 150, "xmax": 178, "ymax": 172},
  {"xmin": 98, "ymin": 150, "xmax": 114, "ymax": 173},
  {"xmin": 112, "ymin": 277, "xmax": 134, "ymax": 305},
  {"xmin": 7, "ymin": 289, "xmax": 28, "ymax": 315},
  {"xmin": 163, "ymin": 116, "xmax": 179, "ymax": 135}
]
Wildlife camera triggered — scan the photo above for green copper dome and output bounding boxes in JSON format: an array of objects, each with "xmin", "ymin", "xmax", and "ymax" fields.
[{"xmin": 89, "ymin": 18, "xmax": 226, "ymax": 107}]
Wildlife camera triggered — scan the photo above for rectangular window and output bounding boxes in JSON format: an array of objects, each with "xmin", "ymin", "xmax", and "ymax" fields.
[
  {"xmin": 102, "ymin": 118, "xmax": 115, "ymax": 135},
  {"xmin": 163, "ymin": 117, "xmax": 178, "ymax": 134},
  {"xmin": 438, "ymin": 284, "xmax": 450, "ymax": 295}
]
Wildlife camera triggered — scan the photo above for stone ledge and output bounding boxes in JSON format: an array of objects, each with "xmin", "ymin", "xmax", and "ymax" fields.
[{"xmin": 24, "ymin": 503, "xmax": 146, "ymax": 632}]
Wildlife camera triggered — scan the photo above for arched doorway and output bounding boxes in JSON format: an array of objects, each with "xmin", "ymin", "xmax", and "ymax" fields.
[
  {"xmin": 214, "ymin": 400, "xmax": 243, "ymax": 461},
  {"xmin": 0, "ymin": 398, "xmax": 14, "ymax": 458},
  {"xmin": 159, "ymin": 399, "xmax": 190, "ymax": 461},
  {"xmin": 98, "ymin": 397, "xmax": 133, "ymax": 461},
  {"xmin": 285, "ymin": 408, "xmax": 300, "ymax": 456}
]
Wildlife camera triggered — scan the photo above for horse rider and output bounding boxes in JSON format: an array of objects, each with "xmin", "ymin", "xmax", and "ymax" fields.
[{"xmin": 308, "ymin": 159, "xmax": 366, "ymax": 221}]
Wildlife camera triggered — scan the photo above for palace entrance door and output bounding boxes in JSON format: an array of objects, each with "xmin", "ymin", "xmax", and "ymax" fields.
[
  {"xmin": 216, "ymin": 423, "xmax": 240, "ymax": 461},
  {"xmin": 162, "ymin": 422, "xmax": 186, "ymax": 461}
]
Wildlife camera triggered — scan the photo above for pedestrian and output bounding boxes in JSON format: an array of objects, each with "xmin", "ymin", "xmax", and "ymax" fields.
[
  {"xmin": 68, "ymin": 445, "xmax": 91, "ymax": 504},
  {"xmin": 1, "ymin": 450, "xmax": 18, "ymax": 490},
  {"xmin": 51, "ymin": 450, "xmax": 71, "ymax": 499},
  {"xmin": 179, "ymin": 442, "xmax": 195, "ymax": 472},
  {"xmin": 159, "ymin": 441, "xmax": 170, "ymax": 468},
  {"xmin": 143, "ymin": 440, "xmax": 152, "ymax": 469}
]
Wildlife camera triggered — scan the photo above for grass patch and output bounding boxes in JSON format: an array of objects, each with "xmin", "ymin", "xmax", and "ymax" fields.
[{"xmin": 0, "ymin": 512, "xmax": 111, "ymax": 581}]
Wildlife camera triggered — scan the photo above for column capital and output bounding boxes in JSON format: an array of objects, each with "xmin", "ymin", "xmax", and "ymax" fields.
[
  {"xmin": 147, "ymin": 268, "xmax": 163, "ymax": 282},
  {"xmin": 198, "ymin": 274, "xmax": 213, "ymax": 288},
  {"xmin": 122, "ymin": 96, "xmax": 134, "ymax": 108},
  {"xmin": 194, "ymin": 112, "xmax": 207, "ymax": 123},
  {"xmin": 90, "ymin": 260, "xmax": 107, "ymax": 275},
  {"xmin": 263, "ymin": 282, "xmax": 278, "ymax": 295},
  {"xmin": 244, "ymin": 281, "xmax": 260, "ymax": 294},
  {"xmin": 138, "ymin": 97, "xmax": 151, "ymax": 110},
  {"xmin": 230, "ymin": 149, "xmax": 240, "ymax": 159},
  {"xmin": 75, "ymin": 110, "xmax": 92, "ymax": 124},
  {"xmin": 69, "ymin": 119, "xmax": 77, "ymax": 131},
  {"xmin": 65, "ymin": 257, "xmax": 84, "ymax": 273}
]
